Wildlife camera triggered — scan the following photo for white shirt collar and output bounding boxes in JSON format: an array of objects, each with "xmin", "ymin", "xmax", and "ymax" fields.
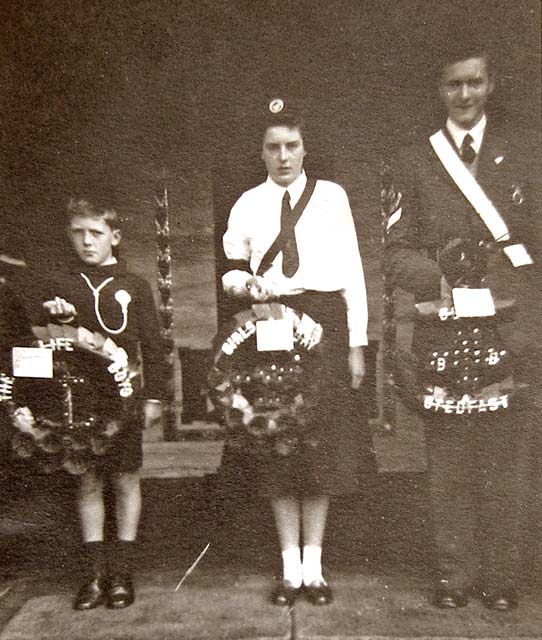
[
  {"xmin": 266, "ymin": 171, "xmax": 307, "ymax": 206},
  {"xmin": 446, "ymin": 114, "xmax": 487, "ymax": 154}
]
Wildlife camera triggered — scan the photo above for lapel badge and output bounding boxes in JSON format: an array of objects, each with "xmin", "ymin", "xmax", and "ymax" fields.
[
  {"xmin": 494, "ymin": 155, "xmax": 504, "ymax": 165},
  {"xmin": 511, "ymin": 184, "xmax": 524, "ymax": 205},
  {"xmin": 268, "ymin": 98, "xmax": 284, "ymax": 114}
]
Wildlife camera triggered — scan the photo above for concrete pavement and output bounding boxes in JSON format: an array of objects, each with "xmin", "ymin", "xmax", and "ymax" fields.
[{"xmin": 0, "ymin": 471, "xmax": 540, "ymax": 639}]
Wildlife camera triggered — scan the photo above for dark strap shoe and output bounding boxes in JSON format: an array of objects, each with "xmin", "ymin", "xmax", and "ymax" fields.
[
  {"xmin": 74, "ymin": 575, "xmax": 107, "ymax": 610},
  {"xmin": 271, "ymin": 581, "xmax": 300, "ymax": 607},
  {"xmin": 304, "ymin": 580, "xmax": 333, "ymax": 606},
  {"xmin": 433, "ymin": 586, "xmax": 469, "ymax": 609},
  {"xmin": 106, "ymin": 574, "xmax": 135, "ymax": 609}
]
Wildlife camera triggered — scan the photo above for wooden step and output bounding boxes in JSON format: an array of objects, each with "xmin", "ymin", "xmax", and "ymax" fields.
[
  {"xmin": 175, "ymin": 419, "xmax": 223, "ymax": 440},
  {"xmin": 141, "ymin": 440, "xmax": 224, "ymax": 478}
]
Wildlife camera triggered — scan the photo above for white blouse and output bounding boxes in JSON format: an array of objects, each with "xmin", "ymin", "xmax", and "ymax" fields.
[{"xmin": 222, "ymin": 172, "xmax": 368, "ymax": 347}]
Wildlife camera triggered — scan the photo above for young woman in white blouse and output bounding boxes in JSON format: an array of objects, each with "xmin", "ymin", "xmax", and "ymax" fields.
[{"xmin": 222, "ymin": 102, "xmax": 369, "ymax": 606}]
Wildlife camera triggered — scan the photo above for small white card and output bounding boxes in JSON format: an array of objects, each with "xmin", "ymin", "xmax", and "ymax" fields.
[
  {"xmin": 452, "ymin": 288, "xmax": 495, "ymax": 318},
  {"xmin": 503, "ymin": 243, "xmax": 534, "ymax": 268},
  {"xmin": 256, "ymin": 318, "xmax": 294, "ymax": 352},
  {"xmin": 12, "ymin": 347, "xmax": 53, "ymax": 378}
]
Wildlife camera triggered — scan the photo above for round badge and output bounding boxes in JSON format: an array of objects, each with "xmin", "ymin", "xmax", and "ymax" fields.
[
  {"xmin": 268, "ymin": 98, "xmax": 284, "ymax": 114},
  {"xmin": 511, "ymin": 184, "xmax": 524, "ymax": 205}
]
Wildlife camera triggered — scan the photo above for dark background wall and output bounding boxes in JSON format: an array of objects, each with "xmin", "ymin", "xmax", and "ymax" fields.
[{"xmin": 0, "ymin": 0, "xmax": 540, "ymax": 267}]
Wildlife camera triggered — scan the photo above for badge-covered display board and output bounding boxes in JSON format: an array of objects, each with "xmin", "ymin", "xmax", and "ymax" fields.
[
  {"xmin": 208, "ymin": 303, "xmax": 324, "ymax": 458},
  {"xmin": 0, "ymin": 324, "xmax": 138, "ymax": 475},
  {"xmin": 409, "ymin": 298, "xmax": 515, "ymax": 417}
]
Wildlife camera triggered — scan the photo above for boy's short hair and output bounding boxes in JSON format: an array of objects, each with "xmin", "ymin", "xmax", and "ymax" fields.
[{"xmin": 66, "ymin": 197, "xmax": 121, "ymax": 231}]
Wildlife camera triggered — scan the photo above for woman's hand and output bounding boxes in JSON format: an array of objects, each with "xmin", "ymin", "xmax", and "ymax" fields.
[
  {"xmin": 246, "ymin": 276, "xmax": 274, "ymax": 302},
  {"xmin": 348, "ymin": 346, "xmax": 365, "ymax": 389},
  {"xmin": 223, "ymin": 270, "xmax": 277, "ymax": 301}
]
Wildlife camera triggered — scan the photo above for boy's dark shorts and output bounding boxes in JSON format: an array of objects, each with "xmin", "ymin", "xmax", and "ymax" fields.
[{"xmin": 94, "ymin": 420, "xmax": 143, "ymax": 474}]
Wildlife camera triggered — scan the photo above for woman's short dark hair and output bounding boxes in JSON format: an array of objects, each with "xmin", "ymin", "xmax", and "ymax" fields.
[{"xmin": 262, "ymin": 111, "xmax": 304, "ymax": 135}]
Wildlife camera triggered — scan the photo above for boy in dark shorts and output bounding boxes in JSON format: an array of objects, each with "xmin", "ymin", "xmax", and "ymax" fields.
[{"xmin": 44, "ymin": 198, "xmax": 165, "ymax": 610}]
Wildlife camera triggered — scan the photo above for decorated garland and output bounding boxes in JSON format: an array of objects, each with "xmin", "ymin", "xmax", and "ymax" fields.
[
  {"xmin": 208, "ymin": 302, "xmax": 324, "ymax": 457},
  {"xmin": 0, "ymin": 323, "xmax": 138, "ymax": 475}
]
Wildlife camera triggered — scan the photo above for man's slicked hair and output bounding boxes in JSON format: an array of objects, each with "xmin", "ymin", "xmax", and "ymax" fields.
[{"xmin": 434, "ymin": 26, "xmax": 494, "ymax": 78}]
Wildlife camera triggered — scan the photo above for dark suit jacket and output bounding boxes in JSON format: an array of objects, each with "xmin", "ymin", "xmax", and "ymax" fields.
[{"xmin": 384, "ymin": 123, "xmax": 542, "ymax": 385}]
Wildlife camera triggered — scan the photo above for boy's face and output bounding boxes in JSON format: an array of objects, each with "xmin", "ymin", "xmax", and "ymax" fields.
[{"xmin": 68, "ymin": 215, "xmax": 120, "ymax": 266}]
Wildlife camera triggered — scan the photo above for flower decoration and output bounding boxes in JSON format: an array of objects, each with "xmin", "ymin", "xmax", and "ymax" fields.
[
  {"xmin": 208, "ymin": 303, "xmax": 324, "ymax": 458},
  {"xmin": 0, "ymin": 325, "xmax": 138, "ymax": 475}
]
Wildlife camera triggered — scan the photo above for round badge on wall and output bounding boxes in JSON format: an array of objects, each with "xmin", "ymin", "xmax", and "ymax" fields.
[{"xmin": 268, "ymin": 98, "xmax": 284, "ymax": 114}]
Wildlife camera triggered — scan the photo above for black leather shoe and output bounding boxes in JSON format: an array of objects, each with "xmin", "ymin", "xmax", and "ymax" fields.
[
  {"xmin": 106, "ymin": 574, "xmax": 135, "ymax": 609},
  {"xmin": 304, "ymin": 581, "xmax": 333, "ymax": 606},
  {"xmin": 74, "ymin": 575, "xmax": 107, "ymax": 610},
  {"xmin": 480, "ymin": 589, "xmax": 518, "ymax": 612},
  {"xmin": 433, "ymin": 587, "xmax": 469, "ymax": 609},
  {"xmin": 271, "ymin": 581, "xmax": 300, "ymax": 607}
]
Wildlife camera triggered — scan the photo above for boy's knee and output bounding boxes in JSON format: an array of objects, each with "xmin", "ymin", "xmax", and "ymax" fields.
[
  {"xmin": 112, "ymin": 471, "xmax": 141, "ymax": 495},
  {"xmin": 79, "ymin": 471, "xmax": 103, "ymax": 497}
]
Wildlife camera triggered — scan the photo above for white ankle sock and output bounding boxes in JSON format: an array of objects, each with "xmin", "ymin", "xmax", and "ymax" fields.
[
  {"xmin": 302, "ymin": 545, "xmax": 324, "ymax": 586},
  {"xmin": 281, "ymin": 547, "xmax": 302, "ymax": 588}
]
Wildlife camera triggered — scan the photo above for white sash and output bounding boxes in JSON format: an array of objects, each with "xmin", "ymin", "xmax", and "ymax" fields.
[{"xmin": 429, "ymin": 129, "xmax": 511, "ymax": 242}]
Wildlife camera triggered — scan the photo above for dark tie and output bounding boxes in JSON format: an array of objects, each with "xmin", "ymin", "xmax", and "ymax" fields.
[
  {"xmin": 280, "ymin": 190, "xmax": 299, "ymax": 277},
  {"xmin": 460, "ymin": 133, "xmax": 476, "ymax": 165}
]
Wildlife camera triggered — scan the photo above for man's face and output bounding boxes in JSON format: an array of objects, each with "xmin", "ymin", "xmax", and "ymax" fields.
[
  {"xmin": 68, "ymin": 215, "xmax": 120, "ymax": 266},
  {"xmin": 261, "ymin": 125, "xmax": 306, "ymax": 187},
  {"xmin": 439, "ymin": 56, "xmax": 494, "ymax": 129}
]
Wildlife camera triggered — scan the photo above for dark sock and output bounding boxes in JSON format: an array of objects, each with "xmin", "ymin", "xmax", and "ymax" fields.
[
  {"xmin": 110, "ymin": 540, "xmax": 136, "ymax": 577},
  {"xmin": 81, "ymin": 541, "xmax": 105, "ymax": 579}
]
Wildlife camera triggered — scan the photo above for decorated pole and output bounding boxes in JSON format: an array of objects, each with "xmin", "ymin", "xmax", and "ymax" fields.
[
  {"xmin": 155, "ymin": 177, "xmax": 178, "ymax": 441},
  {"xmin": 380, "ymin": 162, "xmax": 399, "ymax": 434}
]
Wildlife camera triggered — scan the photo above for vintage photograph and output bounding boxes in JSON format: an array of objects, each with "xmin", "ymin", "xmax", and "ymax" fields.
[{"xmin": 0, "ymin": 1, "xmax": 540, "ymax": 638}]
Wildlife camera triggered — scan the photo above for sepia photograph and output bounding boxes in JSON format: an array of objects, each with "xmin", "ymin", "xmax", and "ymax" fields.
[{"xmin": 0, "ymin": 1, "xmax": 540, "ymax": 638}]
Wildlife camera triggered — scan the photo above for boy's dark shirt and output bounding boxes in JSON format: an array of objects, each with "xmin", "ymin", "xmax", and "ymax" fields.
[
  {"xmin": 0, "ymin": 263, "xmax": 32, "ymax": 351},
  {"xmin": 46, "ymin": 261, "xmax": 166, "ymax": 401}
]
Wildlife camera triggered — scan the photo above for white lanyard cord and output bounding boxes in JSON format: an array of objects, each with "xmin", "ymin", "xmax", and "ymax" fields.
[{"xmin": 80, "ymin": 273, "xmax": 130, "ymax": 335}]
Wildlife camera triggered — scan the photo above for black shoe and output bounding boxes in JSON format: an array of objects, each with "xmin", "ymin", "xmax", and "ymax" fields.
[
  {"xmin": 106, "ymin": 574, "xmax": 135, "ymax": 609},
  {"xmin": 480, "ymin": 588, "xmax": 518, "ymax": 612},
  {"xmin": 271, "ymin": 581, "xmax": 300, "ymax": 607},
  {"xmin": 304, "ymin": 580, "xmax": 333, "ymax": 606},
  {"xmin": 74, "ymin": 575, "xmax": 107, "ymax": 610},
  {"xmin": 433, "ymin": 586, "xmax": 469, "ymax": 609}
]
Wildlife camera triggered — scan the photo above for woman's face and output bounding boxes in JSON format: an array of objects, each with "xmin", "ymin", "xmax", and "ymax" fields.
[{"xmin": 261, "ymin": 125, "xmax": 306, "ymax": 187}]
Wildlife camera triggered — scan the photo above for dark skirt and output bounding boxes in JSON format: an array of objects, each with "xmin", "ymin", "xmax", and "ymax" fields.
[{"xmin": 218, "ymin": 290, "xmax": 372, "ymax": 498}]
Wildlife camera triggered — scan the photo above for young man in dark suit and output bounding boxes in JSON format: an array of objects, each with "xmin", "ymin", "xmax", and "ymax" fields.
[{"xmin": 384, "ymin": 40, "xmax": 541, "ymax": 611}]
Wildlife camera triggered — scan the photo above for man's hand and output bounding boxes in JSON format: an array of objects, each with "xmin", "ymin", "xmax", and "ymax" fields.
[
  {"xmin": 438, "ymin": 238, "xmax": 487, "ymax": 288},
  {"xmin": 143, "ymin": 399, "xmax": 163, "ymax": 430},
  {"xmin": 349, "ymin": 346, "xmax": 365, "ymax": 390},
  {"xmin": 43, "ymin": 297, "xmax": 77, "ymax": 322}
]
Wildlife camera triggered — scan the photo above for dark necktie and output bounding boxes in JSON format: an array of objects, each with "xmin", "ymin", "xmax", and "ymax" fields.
[
  {"xmin": 280, "ymin": 190, "xmax": 299, "ymax": 277},
  {"xmin": 460, "ymin": 133, "xmax": 476, "ymax": 165}
]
